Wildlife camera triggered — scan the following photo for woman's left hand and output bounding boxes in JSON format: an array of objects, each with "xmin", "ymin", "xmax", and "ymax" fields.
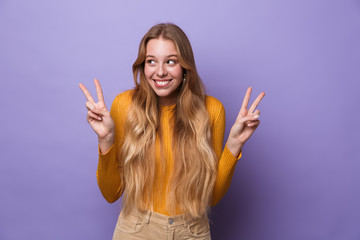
[{"xmin": 226, "ymin": 87, "xmax": 265, "ymax": 157}]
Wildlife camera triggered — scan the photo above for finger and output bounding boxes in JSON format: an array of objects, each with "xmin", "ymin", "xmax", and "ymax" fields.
[
  {"xmin": 94, "ymin": 78, "xmax": 105, "ymax": 103},
  {"xmin": 79, "ymin": 83, "xmax": 96, "ymax": 104},
  {"xmin": 236, "ymin": 87, "xmax": 252, "ymax": 119},
  {"xmin": 238, "ymin": 114, "xmax": 259, "ymax": 124},
  {"xmin": 85, "ymin": 101, "xmax": 95, "ymax": 111},
  {"xmin": 253, "ymin": 109, "xmax": 260, "ymax": 115},
  {"xmin": 249, "ymin": 92, "xmax": 265, "ymax": 114},
  {"xmin": 85, "ymin": 103, "xmax": 109, "ymax": 118},
  {"xmin": 244, "ymin": 118, "xmax": 259, "ymax": 125},
  {"xmin": 240, "ymin": 87, "xmax": 252, "ymax": 111},
  {"xmin": 87, "ymin": 111, "xmax": 102, "ymax": 122},
  {"xmin": 247, "ymin": 120, "xmax": 260, "ymax": 127},
  {"xmin": 86, "ymin": 105, "xmax": 108, "ymax": 117}
]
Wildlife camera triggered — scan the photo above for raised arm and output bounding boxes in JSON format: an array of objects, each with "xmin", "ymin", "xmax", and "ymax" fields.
[
  {"xmin": 79, "ymin": 78, "xmax": 115, "ymax": 152},
  {"xmin": 79, "ymin": 79, "xmax": 123, "ymax": 202},
  {"xmin": 226, "ymin": 87, "xmax": 265, "ymax": 157},
  {"xmin": 211, "ymin": 87, "xmax": 265, "ymax": 205}
]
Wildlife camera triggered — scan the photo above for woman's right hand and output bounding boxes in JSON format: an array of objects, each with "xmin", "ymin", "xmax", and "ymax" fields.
[{"xmin": 79, "ymin": 79, "xmax": 115, "ymax": 143}]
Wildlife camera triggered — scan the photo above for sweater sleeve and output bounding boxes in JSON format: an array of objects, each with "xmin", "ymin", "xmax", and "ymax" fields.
[
  {"xmin": 209, "ymin": 98, "xmax": 242, "ymax": 206},
  {"xmin": 96, "ymin": 91, "xmax": 132, "ymax": 203}
]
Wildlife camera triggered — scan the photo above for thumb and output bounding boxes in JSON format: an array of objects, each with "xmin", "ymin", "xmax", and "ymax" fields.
[{"xmin": 237, "ymin": 114, "xmax": 259, "ymax": 124}]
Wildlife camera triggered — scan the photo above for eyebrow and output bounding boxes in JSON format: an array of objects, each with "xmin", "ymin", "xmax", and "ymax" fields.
[{"xmin": 145, "ymin": 54, "xmax": 178, "ymax": 58}]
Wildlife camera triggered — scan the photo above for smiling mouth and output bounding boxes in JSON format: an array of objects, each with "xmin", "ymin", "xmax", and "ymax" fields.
[{"xmin": 154, "ymin": 79, "xmax": 172, "ymax": 87}]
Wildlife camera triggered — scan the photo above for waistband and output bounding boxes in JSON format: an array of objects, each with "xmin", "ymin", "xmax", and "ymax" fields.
[
  {"xmin": 147, "ymin": 211, "xmax": 195, "ymax": 227},
  {"xmin": 127, "ymin": 210, "xmax": 200, "ymax": 228}
]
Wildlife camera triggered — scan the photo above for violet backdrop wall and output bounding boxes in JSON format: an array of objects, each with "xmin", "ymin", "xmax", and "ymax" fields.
[{"xmin": 1, "ymin": 0, "xmax": 359, "ymax": 239}]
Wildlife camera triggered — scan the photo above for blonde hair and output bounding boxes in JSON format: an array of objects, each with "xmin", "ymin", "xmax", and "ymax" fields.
[{"xmin": 120, "ymin": 23, "xmax": 217, "ymax": 219}]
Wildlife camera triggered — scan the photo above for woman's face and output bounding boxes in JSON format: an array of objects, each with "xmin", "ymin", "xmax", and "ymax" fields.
[{"xmin": 144, "ymin": 38, "xmax": 184, "ymax": 106}]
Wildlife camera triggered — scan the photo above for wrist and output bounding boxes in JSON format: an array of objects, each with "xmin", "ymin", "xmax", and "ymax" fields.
[
  {"xmin": 98, "ymin": 134, "xmax": 115, "ymax": 155},
  {"xmin": 226, "ymin": 140, "xmax": 244, "ymax": 158},
  {"xmin": 98, "ymin": 133, "xmax": 115, "ymax": 144}
]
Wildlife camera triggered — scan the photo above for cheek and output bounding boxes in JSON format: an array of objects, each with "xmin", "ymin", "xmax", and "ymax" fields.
[
  {"xmin": 170, "ymin": 67, "xmax": 183, "ymax": 80},
  {"xmin": 144, "ymin": 66, "xmax": 151, "ymax": 79},
  {"xmin": 144, "ymin": 68, "xmax": 154, "ymax": 87}
]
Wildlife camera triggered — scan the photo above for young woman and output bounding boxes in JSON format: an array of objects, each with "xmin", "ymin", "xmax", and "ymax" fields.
[{"xmin": 79, "ymin": 23, "xmax": 265, "ymax": 240}]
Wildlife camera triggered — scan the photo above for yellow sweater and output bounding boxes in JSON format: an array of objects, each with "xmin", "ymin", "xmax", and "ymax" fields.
[{"xmin": 97, "ymin": 90, "xmax": 241, "ymax": 215}]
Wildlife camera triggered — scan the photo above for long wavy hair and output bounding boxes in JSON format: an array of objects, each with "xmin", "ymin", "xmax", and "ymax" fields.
[{"xmin": 120, "ymin": 23, "xmax": 217, "ymax": 219}]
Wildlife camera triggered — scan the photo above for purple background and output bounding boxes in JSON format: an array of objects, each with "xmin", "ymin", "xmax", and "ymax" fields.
[{"xmin": 1, "ymin": 0, "xmax": 360, "ymax": 239}]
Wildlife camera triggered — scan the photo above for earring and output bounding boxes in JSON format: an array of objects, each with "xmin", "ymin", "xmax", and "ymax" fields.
[{"xmin": 183, "ymin": 73, "xmax": 187, "ymax": 81}]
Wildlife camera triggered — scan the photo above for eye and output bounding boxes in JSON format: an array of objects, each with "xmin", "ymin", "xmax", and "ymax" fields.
[
  {"xmin": 146, "ymin": 59, "xmax": 156, "ymax": 64},
  {"xmin": 167, "ymin": 59, "xmax": 177, "ymax": 65}
]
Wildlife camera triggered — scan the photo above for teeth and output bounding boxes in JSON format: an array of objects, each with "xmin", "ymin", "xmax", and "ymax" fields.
[{"xmin": 155, "ymin": 80, "xmax": 170, "ymax": 86}]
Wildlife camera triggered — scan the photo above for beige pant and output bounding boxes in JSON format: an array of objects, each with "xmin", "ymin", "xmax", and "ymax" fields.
[{"xmin": 112, "ymin": 210, "xmax": 211, "ymax": 240}]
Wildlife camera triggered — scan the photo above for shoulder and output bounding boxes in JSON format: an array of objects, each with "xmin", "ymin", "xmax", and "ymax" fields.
[
  {"xmin": 205, "ymin": 95, "xmax": 224, "ymax": 109},
  {"xmin": 114, "ymin": 89, "xmax": 135, "ymax": 102},
  {"xmin": 112, "ymin": 89, "xmax": 135, "ymax": 106},
  {"xmin": 110, "ymin": 89, "xmax": 135, "ymax": 116},
  {"xmin": 205, "ymin": 95, "xmax": 225, "ymax": 125}
]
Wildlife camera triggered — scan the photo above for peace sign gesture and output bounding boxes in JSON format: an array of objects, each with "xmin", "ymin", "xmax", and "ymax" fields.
[
  {"xmin": 226, "ymin": 87, "xmax": 265, "ymax": 157},
  {"xmin": 79, "ymin": 79, "xmax": 115, "ymax": 143}
]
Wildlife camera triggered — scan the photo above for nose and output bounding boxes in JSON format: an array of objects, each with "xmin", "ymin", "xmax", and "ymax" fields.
[{"xmin": 156, "ymin": 64, "xmax": 167, "ymax": 77}]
